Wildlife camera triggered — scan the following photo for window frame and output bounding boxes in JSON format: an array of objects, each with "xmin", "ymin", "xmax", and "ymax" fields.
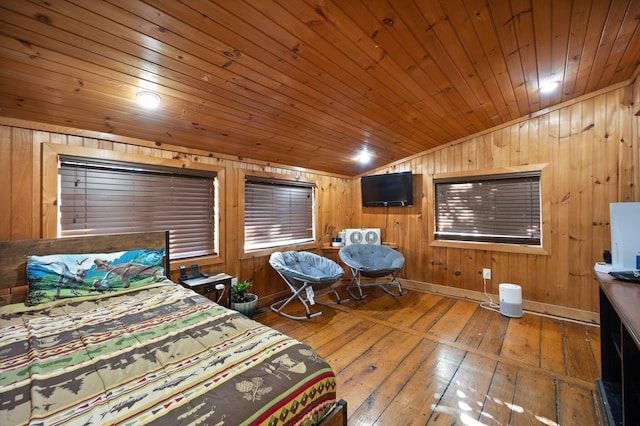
[
  {"xmin": 239, "ymin": 170, "xmax": 318, "ymax": 258},
  {"xmin": 42, "ymin": 143, "xmax": 226, "ymax": 267},
  {"xmin": 429, "ymin": 164, "xmax": 550, "ymax": 255}
]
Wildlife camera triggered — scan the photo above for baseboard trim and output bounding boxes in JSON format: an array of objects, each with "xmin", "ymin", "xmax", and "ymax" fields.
[{"xmin": 399, "ymin": 279, "xmax": 600, "ymax": 325}]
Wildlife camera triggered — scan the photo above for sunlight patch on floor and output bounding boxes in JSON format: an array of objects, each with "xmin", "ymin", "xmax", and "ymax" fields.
[{"xmin": 448, "ymin": 391, "xmax": 560, "ymax": 426}]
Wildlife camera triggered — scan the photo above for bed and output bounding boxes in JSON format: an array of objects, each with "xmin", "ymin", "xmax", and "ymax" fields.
[{"xmin": 0, "ymin": 232, "xmax": 346, "ymax": 426}]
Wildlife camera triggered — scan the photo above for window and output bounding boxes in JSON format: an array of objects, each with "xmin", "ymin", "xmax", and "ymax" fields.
[
  {"xmin": 244, "ymin": 176, "xmax": 315, "ymax": 251},
  {"xmin": 59, "ymin": 156, "xmax": 217, "ymax": 260},
  {"xmin": 434, "ymin": 171, "xmax": 541, "ymax": 246}
]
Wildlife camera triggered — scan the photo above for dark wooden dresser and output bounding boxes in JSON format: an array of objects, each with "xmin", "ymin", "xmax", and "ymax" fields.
[{"xmin": 594, "ymin": 270, "xmax": 640, "ymax": 425}]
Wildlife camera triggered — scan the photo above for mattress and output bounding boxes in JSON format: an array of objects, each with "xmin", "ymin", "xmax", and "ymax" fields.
[{"xmin": 0, "ymin": 281, "xmax": 337, "ymax": 425}]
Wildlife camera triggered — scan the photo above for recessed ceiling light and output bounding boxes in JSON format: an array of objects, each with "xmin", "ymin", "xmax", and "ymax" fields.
[
  {"xmin": 357, "ymin": 149, "xmax": 371, "ymax": 164},
  {"xmin": 539, "ymin": 81, "xmax": 559, "ymax": 94},
  {"xmin": 136, "ymin": 91, "xmax": 161, "ymax": 108}
]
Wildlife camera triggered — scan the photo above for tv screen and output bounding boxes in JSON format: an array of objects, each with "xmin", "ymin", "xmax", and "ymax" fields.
[{"xmin": 361, "ymin": 171, "xmax": 413, "ymax": 207}]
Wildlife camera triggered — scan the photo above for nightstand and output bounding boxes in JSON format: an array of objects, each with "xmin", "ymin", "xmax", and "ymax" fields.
[{"xmin": 180, "ymin": 273, "xmax": 232, "ymax": 307}]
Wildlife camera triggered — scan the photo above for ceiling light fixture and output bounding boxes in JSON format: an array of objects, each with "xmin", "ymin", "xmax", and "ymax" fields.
[
  {"xmin": 539, "ymin": 80, "xmax": 559, "ymax": 94},
  {"xmin": 357, "ymin": 149, "xmax": 371, "ymax": 164},
  {"xmin": 136, "ymin": 91, "xmax": 161, "ymax": 108}
]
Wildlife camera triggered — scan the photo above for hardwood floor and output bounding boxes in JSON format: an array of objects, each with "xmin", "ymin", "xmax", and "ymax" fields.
[{"xmin": 254, "ymin": 287, "xmax": 602, "ymax": 425}]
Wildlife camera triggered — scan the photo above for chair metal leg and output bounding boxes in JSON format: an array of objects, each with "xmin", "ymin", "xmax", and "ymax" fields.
[
  {"xmin": 324, "ymin": 287, "xmax": 349, "ymax": 305},
  {"xmin": 271, "ymin": 272, "xmax": 347, "ymax": 320},
  {"xmin": 346, "ymin": 269, "xmax": 367, "ymax": 300},
  {"xmin": 270, "ymin": 279, "xmax": 321, "ymax": 320},
  {"xmin": 377, "ymin": 270, "xmax": 407, "ymax": 297},
  {"xmin": 347, "ymin": 268, "xmax": 406, "ymax": 299}
]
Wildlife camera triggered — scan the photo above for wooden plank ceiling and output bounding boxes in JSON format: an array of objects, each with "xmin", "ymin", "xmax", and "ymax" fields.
[{"xmin": 1, "ymin": 0, "xmax": 639, "ymax": 176}]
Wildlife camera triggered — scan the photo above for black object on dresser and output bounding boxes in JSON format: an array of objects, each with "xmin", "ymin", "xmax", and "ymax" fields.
[{"xmin": 594, "ymin": 270, "xmax": 640, "ymax": 425}]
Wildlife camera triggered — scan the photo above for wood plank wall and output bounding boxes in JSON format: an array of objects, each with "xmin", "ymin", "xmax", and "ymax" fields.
[
  {"xmin": 0, "ymin": 121, "xmax": 354, "ymax": 306},
  {"xmin": 0, "ymin": 80, "xmax": 638, "ymax": 316},
  {"xmin": 353, "ymin": 82, "xmax": 639, "ymax": 316}
]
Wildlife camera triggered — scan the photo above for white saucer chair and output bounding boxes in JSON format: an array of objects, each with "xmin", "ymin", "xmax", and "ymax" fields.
[
  {"xmin": 269, "ymin": 251, "xmax": 346, "ymax": 320},
  {"xmin": 338, "ymin": 244, "xmax": 406, "ymax": 299}
]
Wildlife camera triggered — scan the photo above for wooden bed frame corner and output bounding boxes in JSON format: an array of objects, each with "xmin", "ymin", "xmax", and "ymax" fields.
[{"xmin": 323, "ymin": 399, "xmax": 347, "ymax": 426}]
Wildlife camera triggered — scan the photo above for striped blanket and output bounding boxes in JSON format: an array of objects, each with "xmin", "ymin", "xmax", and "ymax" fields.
[{"xmin": 0, "ymin": 282, "xmax": 337, "ymax": 425}]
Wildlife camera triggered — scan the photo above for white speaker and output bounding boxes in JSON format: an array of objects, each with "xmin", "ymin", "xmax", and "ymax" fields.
[
  {"xmin": 499, "ymin": 283, "xmax": 523, "ymax": 318},
  {"xmin": 344, "ymin": 228, "xmax": 381, "ymax": 245}
]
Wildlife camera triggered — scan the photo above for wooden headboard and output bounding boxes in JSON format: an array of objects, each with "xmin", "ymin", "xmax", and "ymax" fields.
[{"xmin": 0, "ymin": 231, "xmax": 170, "ymax": 306}]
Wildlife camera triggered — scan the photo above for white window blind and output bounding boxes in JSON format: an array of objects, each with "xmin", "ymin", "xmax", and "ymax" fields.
[
  {"xmin": 244, "ymin": 177, "xmax": 315, "ymax": 251},
  {"xmin": 435, "ymin": 172, "xmax": 541, "ymax": 246},
  {"xmin": 59, "ymin": 157, "xmax": 217, "ymax": 259}
]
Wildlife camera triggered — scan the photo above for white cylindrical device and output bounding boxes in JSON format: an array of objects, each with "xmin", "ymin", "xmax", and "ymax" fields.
[{"xmin": 499, "ymin": 283, "xmax": 523, "ymax": 318}]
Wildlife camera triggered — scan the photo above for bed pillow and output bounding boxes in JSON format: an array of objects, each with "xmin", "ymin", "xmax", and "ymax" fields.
[{"xmin": 26, "ymin": 248, "xmax": 165, "ymax": 306}]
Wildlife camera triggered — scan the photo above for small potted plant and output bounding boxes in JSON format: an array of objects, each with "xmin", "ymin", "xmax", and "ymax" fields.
[{"xmin": 230, "ymin": 279, "xmax": 258, "ymax": 317}]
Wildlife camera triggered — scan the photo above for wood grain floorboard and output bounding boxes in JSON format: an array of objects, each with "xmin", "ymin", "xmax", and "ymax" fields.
[{"xmin": 255, "ymin": 287, "xmax": 603, "ymax": 425}]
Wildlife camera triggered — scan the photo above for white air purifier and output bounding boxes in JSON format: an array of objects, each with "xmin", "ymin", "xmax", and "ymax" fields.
[{"xmin": 499, "ymin": 283, "xmax": 523, "ymax": 318}]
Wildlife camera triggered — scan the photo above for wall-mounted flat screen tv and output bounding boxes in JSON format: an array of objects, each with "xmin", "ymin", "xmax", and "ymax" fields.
[{"xmin": 361, "ymin": 171, "xmax": 413, "ymax": 207}]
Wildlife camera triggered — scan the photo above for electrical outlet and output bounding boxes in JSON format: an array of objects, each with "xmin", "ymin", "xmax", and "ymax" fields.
[
  {"xmin": 482, "ymin": 268, "xmax": 491, "ymax": 279},
  {"xmin": 231, "ymin": 277, "xmax": 238, "ymax": 286}
]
